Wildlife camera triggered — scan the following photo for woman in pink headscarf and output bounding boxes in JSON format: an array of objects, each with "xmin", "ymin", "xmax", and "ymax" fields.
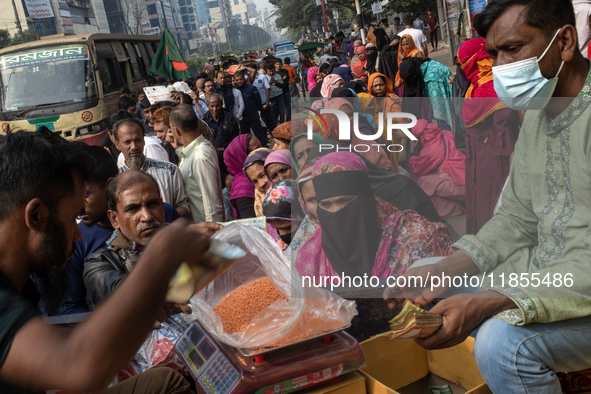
[
  {"xmin": 320, "ymin": 74, "xmax": 345, "ymax": 97},
  {"xmin": 307, "ymin": 66, "xmax": 320, "ymax": 92},
  {"xmin": 223, "ymin": 134, "xmax": 261, "ymax": 219},
  {"xmin": 264, "ymin": 149, "xmax": 294, "ymax": 183},
  {"xmin": 409, "ymin": 119, "xmax": 465, "ymax": 219}
]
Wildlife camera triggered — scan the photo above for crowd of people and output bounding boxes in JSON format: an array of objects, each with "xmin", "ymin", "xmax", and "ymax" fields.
[{"xmin": 3, "ymin": 0, "xmax": 591, "ymax": 393}]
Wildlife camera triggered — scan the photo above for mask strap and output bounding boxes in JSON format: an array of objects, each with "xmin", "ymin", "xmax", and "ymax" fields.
[
  {"xmin": 555, "ymin": 60, "xmax": 565, "ymax": 79},
  {"xmin": 538, "ymin": 28, "xmax": 562, "ymax": 62}
]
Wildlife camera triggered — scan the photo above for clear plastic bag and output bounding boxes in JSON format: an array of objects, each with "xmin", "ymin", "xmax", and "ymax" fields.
[
  {"xmin": 169, "ymin": 81, "xmax": 193, "ymax": 95},
  {"xmin": 114, "ymin": 313, "xmax": 195, "ymax": 385},
  {"xmin": 190, "ymin": 223, "xmax": 357, "ymax": 349}
]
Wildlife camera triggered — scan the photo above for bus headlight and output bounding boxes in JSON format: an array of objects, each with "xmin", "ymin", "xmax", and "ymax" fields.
[{"xmin": 77, "ymin": 120, "xmax": 106, "ymax": 136}]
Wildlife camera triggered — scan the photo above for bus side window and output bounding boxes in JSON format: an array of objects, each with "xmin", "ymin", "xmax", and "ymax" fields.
[
  {"xmin": 124, "ymin": 42, "xmax": 143, "ymax": 81},
  {"xmin": 145, "ymin": 42, "xmax": 155, "ymax": 62},
  {"xmin": 133, "ymin": 43, "xmax": 149, "ymax": 78},
  {"xmin": 136, "ymin": 43, "xmax": 151, "ymax": 76},
  {"xmin": 97, "ymin": 58, "xmax": 123, "ymax": 94},
  {"xmin": 95, "ymin": 42, "xmax": 124, "ymax": 94}
]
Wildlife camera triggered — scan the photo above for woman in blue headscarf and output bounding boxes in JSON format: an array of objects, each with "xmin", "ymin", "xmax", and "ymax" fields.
[
  {"xmin": 331, "ymin": 65, "xmax": 353, "ymax": 83},
  {"xmin": 331, "ymin": 87, "xmax": 378, "ymax": 132}
]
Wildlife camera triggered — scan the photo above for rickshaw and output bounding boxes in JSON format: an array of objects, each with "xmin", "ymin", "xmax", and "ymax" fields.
[
  {"xmin": 262, "ymin": 55, "xmax": 278, "ymax": 68},
  {"xmin": 243, "ymin": 52, "xmax": 259, "ymax": 62},
  {"xmin": 297, "ymin": 41, "xmax": 324, "ymax": 96},
  {"xmin": 203, "ymin": 63, "xmax": 217, "ymax": 79},
  {"xmin": 220, "ymin": 54, "xmax": 241, "ymax": 74},
  {"xmin": 239, "ymin": 52, "xmax": 258, "ymax": 69}
]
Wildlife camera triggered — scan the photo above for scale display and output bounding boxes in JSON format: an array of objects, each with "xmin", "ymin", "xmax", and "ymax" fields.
[{"xmin": 176, "ymin": 323, "xmax": 240, "ymax": 394}]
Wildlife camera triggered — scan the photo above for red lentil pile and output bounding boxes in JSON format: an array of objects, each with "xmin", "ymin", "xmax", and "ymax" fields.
[{"xmin": 214, "ymin": 278, "xmax": 288, "ymax": 334}]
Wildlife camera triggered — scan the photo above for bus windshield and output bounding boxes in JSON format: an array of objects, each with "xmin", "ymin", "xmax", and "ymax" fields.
[
  {"xmin": 0, "ymin": 44, "xmax": 97, "ymax": 112},
  {"xmin": 276, "ymin": 44, "xmax": 295, "ymax": 53}
]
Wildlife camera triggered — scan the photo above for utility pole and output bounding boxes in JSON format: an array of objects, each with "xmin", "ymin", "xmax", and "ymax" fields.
[
  {"xmin": 355, "ymin": 0, "xmax": 366, "ymax": 44},
  {"xmin": 320, "ymin": 0, "xmax": 328, "ymax": 35},
  {"xmin": 12, "ymin": 0, "xmax": 25, "ymax": 44}
]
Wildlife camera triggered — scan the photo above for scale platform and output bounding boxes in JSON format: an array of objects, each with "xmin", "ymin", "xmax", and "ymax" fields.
[{"xmin": 175, "ymin": 320, "xmax": 366, "ymax": 394}]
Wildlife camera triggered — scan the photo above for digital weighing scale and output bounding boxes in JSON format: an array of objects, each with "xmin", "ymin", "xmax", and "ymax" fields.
[{"xmin": 175, "ymin": 320, "xmax": 366, "ymax": 394}]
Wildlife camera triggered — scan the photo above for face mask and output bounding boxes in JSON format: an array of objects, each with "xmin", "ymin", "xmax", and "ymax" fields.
[
  {"xmin": 492, "ymin": 29, "xmax": 564, "ymax": 110},
  {"xmin": 279, "ymin": 231, "xmax": 293, "ymax": 245}
]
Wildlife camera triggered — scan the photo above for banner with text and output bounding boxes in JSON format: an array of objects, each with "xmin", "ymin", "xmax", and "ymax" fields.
[{"xmin": 24, "ymin": 0, "xmax": 54, "ymax": 19}]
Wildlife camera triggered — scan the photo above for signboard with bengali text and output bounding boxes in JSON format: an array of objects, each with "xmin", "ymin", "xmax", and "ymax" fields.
[
  {"xmin": 23, "ymin": 0, "xmax": 54, "ymax": 19},
  {"xmin": 70, "ymin": 14, "xmax": 85, "ymax": 24},
  {"xmin": 371, "ymin": 2, "xmax": 382, "ymax": 14},
  {"xmin": 142, "ymin": 21, "xmax": 162, "ymax": 35},
  {"xmin": 0, "ymin": 45, "xmax": 88, "ymax": 71}
]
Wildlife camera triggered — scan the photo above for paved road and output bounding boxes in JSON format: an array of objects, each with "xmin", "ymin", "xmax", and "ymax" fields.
[{"xmin": 429, "ymin": 47, "xmax": 455, "ymax": 70}]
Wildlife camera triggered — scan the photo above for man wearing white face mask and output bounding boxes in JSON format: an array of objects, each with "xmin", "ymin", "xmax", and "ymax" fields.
[{"xmin": 383, "ymin": 1, "xmax": 591, "ymax": 393}]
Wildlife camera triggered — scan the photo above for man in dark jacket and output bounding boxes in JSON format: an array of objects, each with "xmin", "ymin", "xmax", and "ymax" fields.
[
  {"xmin": 215, "ymin": 71, "xmax": 235, "ymax": 112},
  {"xmin": 65, "ymin": 154, "xmax": 182, "ymax": 315},
  {"xmin": 203, "ymin": 93, "xmax": 240, "ymax": 180},
  {"xmin": 234, "ymin": 70, "xmax": 267, "ymax": 146},
  {"xmin": 83, "ymin": 170, "xmax": 220, "ymax": 309}
]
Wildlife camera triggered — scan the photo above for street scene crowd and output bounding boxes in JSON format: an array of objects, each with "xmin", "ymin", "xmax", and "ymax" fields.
[{"xmin": 3, "ymin": 0, "xmax": 591, "ymax": 393}]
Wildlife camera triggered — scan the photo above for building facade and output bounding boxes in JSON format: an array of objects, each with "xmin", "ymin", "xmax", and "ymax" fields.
[{"xmin": 9, "ymin": 0, "xmax": 110, "ymax": 37}]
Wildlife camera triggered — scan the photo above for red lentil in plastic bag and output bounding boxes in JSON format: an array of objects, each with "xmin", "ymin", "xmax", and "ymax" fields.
[{"xmin": 190, "ymin": 224, "xmax": 357, "ymax": 349}]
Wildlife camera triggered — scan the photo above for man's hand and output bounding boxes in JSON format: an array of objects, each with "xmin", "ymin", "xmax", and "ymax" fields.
[
  {"xmin": 192, "ymin": 221, "xmax": 224, "ymax": 238},
  {"xmin": 383, "ymin": 263, "xmax": 448, "ymax": 310},
  {"xmin": 144, "ymin": 219, "xmax": 210, "ymax": 275},
  {"xmin": 153, "ymin": 302, "xmax": 192, "ymax": 329},
  {"xmin": 415, "ymin": 291, "xmax": 516, "ymax": 350},
  {"xmin": 189, "ymin": 90, "xmax": 198, "ymax": 102},
  {"xmin": 383, "ymin": 251, "xmax": 480, "ymax": 310},
  {"xmin": 170, "ymin": 91, "xmax": 182, "ymax": 103}
]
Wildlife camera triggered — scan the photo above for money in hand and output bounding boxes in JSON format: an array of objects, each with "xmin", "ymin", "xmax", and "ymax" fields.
[{"xmin": 388, "ymin": 301, "xmax": 443, "ymax": 339}]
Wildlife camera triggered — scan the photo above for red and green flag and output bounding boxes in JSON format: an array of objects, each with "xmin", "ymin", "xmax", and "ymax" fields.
[{"xmin": 149, "ymin": 25, "xmax": 192, "ymax": 81}]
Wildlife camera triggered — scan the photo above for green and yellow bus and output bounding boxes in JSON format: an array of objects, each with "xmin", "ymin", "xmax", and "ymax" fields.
[{"xmin": 0, "ymin": 33, "xmax": 161, "ymax": 145}]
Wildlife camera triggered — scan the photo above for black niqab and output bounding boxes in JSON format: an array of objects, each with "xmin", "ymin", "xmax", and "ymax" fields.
[
  {"xmin": 365, "ymin": 46, "xmax": 377, "ymax": 74},
  {"xmin": 313, "ymin": 169, "xmax": 381, "ymax": 277}
]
